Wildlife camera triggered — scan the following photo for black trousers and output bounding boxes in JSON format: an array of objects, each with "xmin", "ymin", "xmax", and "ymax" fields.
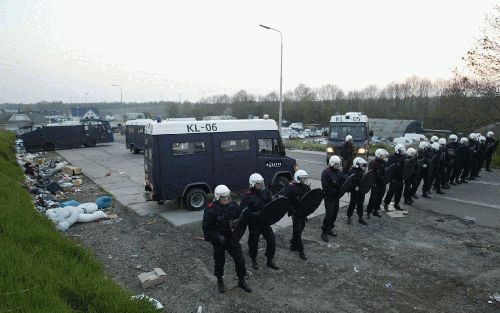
[
  {"xmin": 404, "ymin": 174, "xmax": 416, "ymax": 200},
  {"xmin": 322, "ymin": 197, "xmax": 340, "ymax": 232},
  {"xmin": 451, "ymin": 164, "xmax": 461, "ymax": 182},
  {"xmin": 248, "ymin": 222, "xmax": 276, "ymax": 260},
  {"xmin": 460, "ymin": 162, "xmax": 470, "ymax": 180},
  {"xmin": 291, "ymin": 215, "xmax": 307, "ymax": 253},
  {"xmin": 347, "ymin": 190, "xmax": 365, "ymax": 217},
  {"xmin": 485, "ymin": 152, "xmax": 493, "ymax": 170},
  {"xmin": 213, "ymin": 241, "xmax": 247, "ymax": 279},
  {"xmin": 384, "ymin": 179, "xmax": 403, "ymax": 205},
  {"xmin": 367, "ymin": 183, "xmax": 385, "ymax": 213}
]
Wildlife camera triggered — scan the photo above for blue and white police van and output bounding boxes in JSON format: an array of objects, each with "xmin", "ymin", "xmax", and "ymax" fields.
[
  {"xmin": 143, "ymin": 118, "xmax": 297, "ymax": 210},
  {"xmin": 125, "ymin": 119, "xmax": 153, "ymax": 154}
]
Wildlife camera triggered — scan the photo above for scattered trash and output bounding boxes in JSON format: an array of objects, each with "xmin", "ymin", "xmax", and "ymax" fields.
[
  {"xmin": 147, "ymin": 219, "xmax": 157, "ymax": 225},
  {"xmin": 435, "ymin": 218, "xmax": 445, "ymax": 223},
  {"xmin": 385, "ymin": 282, "xmax": 392, "ymax": 289},
  {"xmin": 119, "ymin": 171, "xmax": 126, "ymax": 175},
  {"xmin": 60, "ymin": 200, "xmax": 81, "ymax": 208},
  {"xmin": 327, "ymin": 244, "xmax": 333, "ymax": 248},
  {"xmin": 353, "ymin": 266, "xmax": 359, "ymax": 273},
  {"xmin": 131, "ymin": 294, "xmax": 164, "ymax": 310},
  {"xmin": 72, "ymin": 179, "xmax": 83, "ymax": 186},
  {"xmin": 45, "ymin": 204, "xmax": 107, "ymax": 231},
  {"xmin": 106, "ymin": 213, "xmax": 118, "ymax": 219},
  {"xmin": 386, "ymin": 211, "xmax": 408, "ymax": 218},
  {"xmin": 464, "ymin": 216, "xmax": 476, "ymax": 223},
  {"xmin": 362, "ymin": 247, "xmax": 368, "ymax": 251},
  {"xmin": 138, "ymin": 268, "xmax": 167, "ymax": 289},
  {"xmin": 62, "ymin": 166, "xmax": 82, "ymax": 175},
  {"xmin": 197, "ymin": 305, "xmax": 203, "ymax": 313},
  {"xmin": 96, "ymin": 196, "xmax": 113, "ymax": 209},
  {"xmin": 105, "ymin": 170, "xmax": 112, "ymax": 177},
  {"xmin": 488, "ymin": 301, "xmax": 493, "ymax": 304},
  {"xmin": 493, "ymin": 293, "xmax": 500, "ymax": 303},
  {"xmin": 131, "ymin": 254, "xmax": 139, "ymax": 258},
  {"xmin": 135, "ymin": 264, "xmax": 143, "ymax": 269},
  {"xmin": 193, "ymin": 236, "xmax": 205, "ymax": 241}
]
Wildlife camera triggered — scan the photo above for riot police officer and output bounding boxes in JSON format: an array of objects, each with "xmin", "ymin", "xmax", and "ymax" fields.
[
  {"xmin": 438, "ymin": 138, "xmax": 451, "ymax": 190},
  {"xmin": 347, "ymin": 157, "xmax": 369, "ymax": 225},
  {"xmin": 467, "ymin": 133, "xmax": 479, "ymax": 180},
  {"xmin": 321, "ymin": 155, "xmax": 344, "ymax": 242},
  {"xmin": 239, "ymin": 173, "xmax": 279, "ymax": 270},
  {"xmin": 285, "ymin": 170, "xmax": 311, "ymax": 260},
  {"xmin": 367, "ymin": 148, "xmax": 388, "ymax": 218},
  {"xmin": 403, "ymin": 147, "xmax": 418, "ymax": 205},
  {"xmin": 456, "ymin": 137, "xmax": 471, "ymax": 184},
  {"xmin": 447, "ymin": 134, "xmax": 460, "ymax": 185},
  {"xmin": 340, "ymin": 135, "xmax": 356, "ymax": 173},
  {"xmin": 474, "ymin": 136, "xmax": 487, "ymax": 177},
  {"xmin": 430, "ymin": 142, "xmax": 445, "ymax": 195},
  {"xmin": 384, "ymin": 144, "xmax": 406, "ymax": 211},
  {"xmin": 414, "ymin": 141, "xmax": 431, "ymax": 198},
  {"xmin": 202, "ymin": 185, "xmax": 252, "ymax": 294},
  {"xmin": 484, "ymin": 131, "xmax": 498, "ymax": 172}
]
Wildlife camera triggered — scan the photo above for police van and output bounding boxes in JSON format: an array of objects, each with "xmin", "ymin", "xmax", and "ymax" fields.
[
  {"xmin": 125, "ymin": 119, "xmax": 153, "ymax": 154},
  {"xmin": 326, "ymin": 112, "xmax": 372, "ymax": 162},
  {"xmin": 144, "ymin": 118, "xmax": 297, "ymax": 210}
]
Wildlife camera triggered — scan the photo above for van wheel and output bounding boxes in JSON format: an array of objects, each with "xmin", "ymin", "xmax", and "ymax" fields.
[
  {"xmin": 185, "ymin": 188, "xmax": 208, "ymax": 211},
  {"xmin": 129, "ymin": 144, "xmax": 139, "ymax": 154},
  {"xmin": 272, "ymin": 176, "xmax": 290, "ymax": 196},
  {"xmin": 43, "ymin": 142, "xmax": 55, "ymax": 151}
]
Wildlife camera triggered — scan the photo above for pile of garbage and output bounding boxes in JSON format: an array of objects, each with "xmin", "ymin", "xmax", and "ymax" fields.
[{"xmin": 16, "ymin": 149, "xmax": 114, "ymax": 231}]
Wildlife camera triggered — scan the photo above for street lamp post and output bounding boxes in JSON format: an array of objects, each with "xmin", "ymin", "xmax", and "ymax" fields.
[
  {"xmin": 260, "ymin": 24, "xmax": 283, "ymax": 132},
  {"xmin": 85, "ymin": 92, "xmax": 89, "ymax": 104},
  {"xmin": 111, "ymin": 84, "xmax": 123, "ymax": 120}
]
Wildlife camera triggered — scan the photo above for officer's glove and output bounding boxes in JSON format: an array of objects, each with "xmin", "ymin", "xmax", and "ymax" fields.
[
  {"xmin": 423, "ymin": 164, "xmax": 427, "ymax": 168},
  {"xmin": 217, "ymin": 235, "xmax": 226, "ymax": 245},
  {"xmin": 355, "ymin": 186, "xmax": 359, "ymax": 191}
]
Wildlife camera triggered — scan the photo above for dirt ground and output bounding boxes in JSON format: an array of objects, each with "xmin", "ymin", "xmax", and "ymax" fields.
[{"xmin": 43, "ymin": 153, "xmax": 500, "ymax": 313}]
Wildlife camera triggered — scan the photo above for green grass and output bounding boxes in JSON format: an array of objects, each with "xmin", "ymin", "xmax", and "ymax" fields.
[
  {"xmin": 0, "ymin": 131, "xmax": 158, "ymax": 313},
  {"xmin": 284, "ymin": 140, "xmax": 327, "ymax": 152}
]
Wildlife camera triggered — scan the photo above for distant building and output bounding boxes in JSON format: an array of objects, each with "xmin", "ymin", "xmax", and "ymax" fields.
[
  {"xmin": 71, "ymin": 107, "xmax": 100, "ymax": 118},
  {"xmin": 0, "ymin": 112, "xmax": 49, "ymax": 134},
  {"xmin": 369, "ymin": 118, "xmax": 423, "ymax": 139},
  {"xmin": 124, "ymin": 112, "xmax": 145, "ymax": 120}
]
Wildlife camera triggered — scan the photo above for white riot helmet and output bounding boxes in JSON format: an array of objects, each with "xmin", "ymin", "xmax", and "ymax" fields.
[
  {"xmin": 460, "ymin": 137, "xmax": 468, "ymax": 144},
  {"xmin": 214, "ymin": 185, "xmax": 231, "ymax": 201},
  {"xmin": 395, "ymin": 144, "xmax": 406, "ymax": 155},
  {"xmin": 449, "ymin": 134, "xmax": 458, "ymax": 142},
  {"xmin": 345, "ymin": 135, "xmax": 353, "ymax": 142},
  {"xmin": 469, "ymin": 133, "xmax": 475, "ymax": 140},
  {"xmin": 249, "ymin": 173, "xmax": 264, "ymax": 188},
  {"xmin": 431, "ymin": 136, "xmax": 439, "ymax": 143},
  {"xmin": 352, "ymin": 157, "xmax": 368, "ymax": 169},
  {"xmin": 375, "ymin": 148, "xmax": 389, "ymax": 159},
  {"xmin": 438, "ymin": 138, "xmax": 446, "ymax": 146},
  {"xmin": 479, "ymin": 136, "xmax": 486, "ymax": 143},
  {"xmin": 294, "ymin": 170, "xmax": 309, "ymax": 184},
  {"xmin": 328, "ymin": 155, "xmax": 342, "ymax": 169},
  {"xmin": 419, "ymin": 141, "xmax": 428, "ymax": 150},
  {"xmin": 431, "ymin": 142, "xmax": 440, "ymax": 151},
  {"xmin": 407, "ymin": 147, "xmax": 417, "ymax": 157},
  {"xmin": 487, "ymin": 131, "xmax": 494, "ymax": 137}
]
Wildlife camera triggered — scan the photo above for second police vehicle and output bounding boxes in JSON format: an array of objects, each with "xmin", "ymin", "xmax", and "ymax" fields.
[
  {"xmin": 326, "ymin": 112, "xmax": 372, "ymax": 163},
  {"xmin": 144, "ymin": 117, "xmax": 298, "ymax": 210}
]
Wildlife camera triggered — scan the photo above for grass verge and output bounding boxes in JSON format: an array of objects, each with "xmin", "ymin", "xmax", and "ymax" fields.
[{"xmin": 0, "ymin": 131, "xmax": 158, "ymax": 313}]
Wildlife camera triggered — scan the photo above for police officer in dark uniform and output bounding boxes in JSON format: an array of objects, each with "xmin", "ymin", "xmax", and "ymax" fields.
[
  {"xmin": 321, "ymin": 155, "xmax": 344, "ymax": 242},
  {"xmin": 447, "ymin": 134, "xmax": 460, "ymax": 185},
  {"xmin": 437, "ymin": 138, "xmax": 451, "ymax": 190},
  {"xmin": 285, "ymin": 170, "xmax": 311, "ymax": 260},
  {"xmin": 367, "ymin": 148, "xmax": 389, "ymax": 218},
  {"xmin": 403, "ymin": 147, "xmax": 418, "ymax": 205},
  {"xmin": 456, "ymin": 137, "xmax": 471, "ymax": 184},
  {"xmin": 430, "ymin": 141, "xmax": 445, "ymax": 195},
  {"xmin": 239, "ymin": 173, "xmax": 279, "ymax": 270},
  {"xmin": 340, "ymin": 135, "xmax": 356, "ymax": 173},
  {"xmin": 484, "ymin": 131, "xmax": 498, "ymax": 172},
  {"xmin": 474, "ymin": 135, "xmax": 487, "ymax": 177},
  {"xmin": 384, "ymin": 144, "xmax": 406, "ymax": 211},
  {"xmin": 202, "ymin": 185, "xmax": 252, "ymax": 294},
  {"xmin": 467, "ymin": 133, "xmax": 479, "ymax": 180},
  {"xmin": 347, "ymin": 157, "xmax": 369, "ymax": 225},
  {"xmin": 414, "ymin": 141, "xmax": 431, "ymax": 198}
]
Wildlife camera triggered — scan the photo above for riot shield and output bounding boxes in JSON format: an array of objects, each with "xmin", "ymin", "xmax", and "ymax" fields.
[
  {"xmin": 359, "ymin": 170, "xmax": 375, "ymax": 194},
  {"xmin": 403, "ymin": 157, "xmax": 417, "ymax": 180},
  {"xmin": 339, "ymin": 174, "xmax": 354, "ymax": 198},
  {"xmin": 295, "ymin": 188, "xmax": 324, "ymax": 218},
  {"xmin": 384, "ymin": 163, "xmax": 398, "ymax": 184},
  {"xmin": 258, "ymin": 197, "xmax": 291, "ymax": 226}
]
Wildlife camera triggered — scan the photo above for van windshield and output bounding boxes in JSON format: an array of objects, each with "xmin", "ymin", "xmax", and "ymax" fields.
[{"xmin": 329, "ymin": 122, "xmax": 366, "ymax": 141}]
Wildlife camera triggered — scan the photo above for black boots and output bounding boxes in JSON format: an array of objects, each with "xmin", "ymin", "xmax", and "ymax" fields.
[
  {"xmin": 394, "ymin": 204, "xmax": 403, "ymax": 211},
  {"xmin": 238, "ymin": 277, "xmax": 252, "ymax": 293},
  {"xmin": 321, "ymin": 232, "xmax": 329, "ymax": 242},
  {"xmin": 347, "ymin": 216, "xmax": 352, "ymax": 224},
  {"xmin": 383, "ymin": 204, "xmax": 389, "ymax": 212},
  {"xmin": 358, "ymin": 217, "xmax": 368, "ymax": 225},
  {"xmin": 251, "ymin": 258, "xmax": 259, "ymax": 270},
  {"xmin": 217, "ymin": 277, "xmax": 226, "ymax": 293},
  {"xmin": 404, "ymin": 198, "xmax": 413, "ymax": 205},
  {"xmin": 299, "ymin": 251, "xmax": 307, "ymax": 260},
  {"xmin": 411, "ymin": 193, "xmax": 419, "ymax": 199},
  {"xmin": 372, "ymin": 211, "xmax": 382, "ymax": 217},
  {"xmin": 266, "ymin": 259, "xmax": 279, "ymax": 270},
  {"xmin": 325, "ymin": 230, "xmax": 337, "ymax": 237},
  {"xmin": 422, "ymin": 192, "xmax": 431, "ymax": 198}
]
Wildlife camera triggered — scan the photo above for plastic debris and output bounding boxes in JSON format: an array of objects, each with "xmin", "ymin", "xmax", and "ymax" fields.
[
  {"xmin": 131, "ymin": 294, "xmax": 164, "ymax": 310},
  {"xmin": 60, "ymin": 200, "xmax": 81, "ymax": 208},
  {"xmin": 354, "ymin": 266, "xmax": 359, "ymax": 273},
  {"xmin": 385, "ymin": 283, "xmax": 392, "ymax": 289},
  {"xmin": 138, "ymin": 268, "xmax": 167, "ymax": 289},
  {"xmin": 493, "ymin": 293, "xmax": 500, "ymax": 303},
  {"xmin": 464, "ymin": 216, "xmax": 476, "ymax": 223},
  {"xmin": 105, "ymin": 170, "xmax": 112, "ymax": 176},
  {"xmin": 96, "ymin": 196, "xmax": 113, "ymax": 209},
  {"xmin": 197, "ymin": 305, "xmax": 203, "ymax": 313}
]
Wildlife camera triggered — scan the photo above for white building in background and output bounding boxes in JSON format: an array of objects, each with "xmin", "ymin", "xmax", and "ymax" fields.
[{"xmin": 83, "ymin": 109, "xmax": 99, "ymax": 120}]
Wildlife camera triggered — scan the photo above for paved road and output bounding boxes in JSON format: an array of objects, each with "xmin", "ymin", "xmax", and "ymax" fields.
[{"xmin": 287, "ymin": 149, "xmax": 500, "ymax": 228}]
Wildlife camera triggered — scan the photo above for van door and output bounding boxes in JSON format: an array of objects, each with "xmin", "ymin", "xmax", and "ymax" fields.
[
  {"xmin": 213, "ymin": 132, "xmax": 255, "ymax": 191},
  {"xmin": 163, "ymin": 133, "xmax": 213, "ymax": 199},
  {"xmin": 255, "ymin": 131, "xmax": 293, "ymax": 186}
]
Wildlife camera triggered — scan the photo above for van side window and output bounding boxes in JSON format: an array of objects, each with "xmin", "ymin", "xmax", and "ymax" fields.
[
  {"xmin": 138, "ymin": 128, "xmax": 144, "ymax": 134},
  {"xmin": 172, "ymin": 141, "xmax": 206, "ymax": 155},
  {"xmin": 258, "ymin": 139, "xmax": 273, "ymax": 154},
  {"xmin": 221, "ymin": 139, "xmax": 249, "ymax": 152},
  {"xmin": 128, "ymin": 127, "xmax": 134, "ymax": 134}
]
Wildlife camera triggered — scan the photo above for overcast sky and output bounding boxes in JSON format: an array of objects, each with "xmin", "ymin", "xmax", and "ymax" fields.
[{"xmin": 0, "ymin": 0, "xmax": 496, "ymax": 104}]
